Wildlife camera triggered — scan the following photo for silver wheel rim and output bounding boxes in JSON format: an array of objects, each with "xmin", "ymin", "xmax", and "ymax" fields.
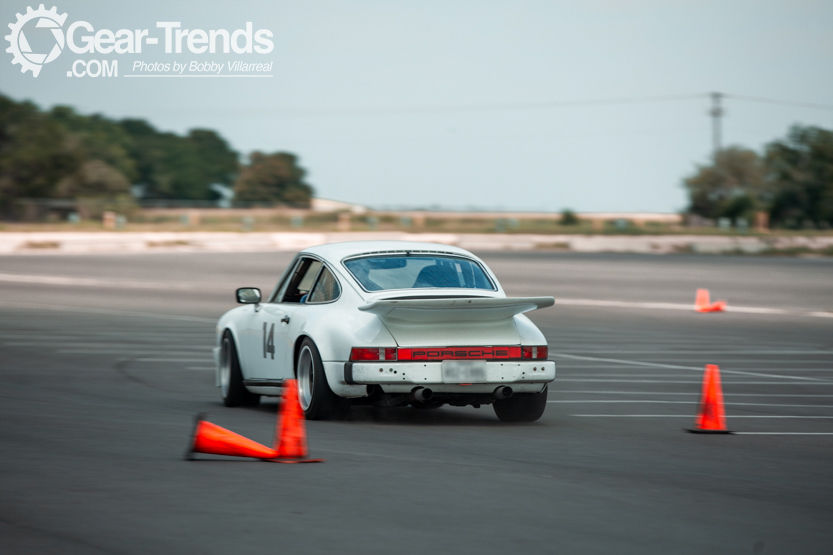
[
  {"xmin": 297, "ymin": 345, "xmax": 314, "ymax": 411},
  {"xmin": 220, "ymin": 337, "xmax": 231, "ymax": 398}
]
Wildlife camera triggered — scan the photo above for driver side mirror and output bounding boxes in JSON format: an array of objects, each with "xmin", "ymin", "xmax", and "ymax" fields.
[{"xmin": 236, "ymin": 287, "xmax": 261, "ymax": 304}]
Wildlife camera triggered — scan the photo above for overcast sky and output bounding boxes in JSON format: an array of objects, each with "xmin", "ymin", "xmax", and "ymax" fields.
[{"xmin": 2, "ymin": 0, "xmax": 832, "ymax": 212}]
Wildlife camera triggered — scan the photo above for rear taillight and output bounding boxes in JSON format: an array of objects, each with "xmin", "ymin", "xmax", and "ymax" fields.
[
  {"xmin": 522, "ymin": 346, "xmax": 548, "ymax": 360},
  {"xmin": 350, "ymin": 347, "xmax": 398, "ymax": 362}
]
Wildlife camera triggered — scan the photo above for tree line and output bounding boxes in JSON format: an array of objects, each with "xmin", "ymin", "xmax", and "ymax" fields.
[
  {"xmin": 0, "ymin": 94, "xmax": 313, "ymax": 217},
  {"xmin": 684, "ymin": 125, "xmax": 833, "ymax": 229}
]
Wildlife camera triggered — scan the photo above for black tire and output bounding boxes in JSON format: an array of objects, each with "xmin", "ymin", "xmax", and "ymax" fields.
[
  {"xmin": 295, "ymin": 338, "xmax": 341, "ymax": 420},
  {"xmin": 493, "ymin": 385, "xmax": 548, "ymax": 422},
  {"xmin": 219, "ymin": 331, "xmax": 260, "ymax": 407}
]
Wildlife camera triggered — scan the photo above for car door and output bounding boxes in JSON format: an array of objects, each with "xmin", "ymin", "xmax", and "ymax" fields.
[{"xmin": 242, "ymin": 257, "xmax": 323, "ymax": 380}]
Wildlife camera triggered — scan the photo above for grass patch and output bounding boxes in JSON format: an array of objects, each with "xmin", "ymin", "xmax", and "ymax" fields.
[
  {"xmin": 757, "ymin": 246, "xmax": 833, "ymax": 257},
  {"xmin": 21, "ymin": 241, "xmax": 60, "ymax": 249},
  {"xmin": 535, "ymin": 242, "xmax": 571, "ymax": 250},
  {"xmin": 146, "ymin": 240, "xmax": 191, "ymax": 248}
]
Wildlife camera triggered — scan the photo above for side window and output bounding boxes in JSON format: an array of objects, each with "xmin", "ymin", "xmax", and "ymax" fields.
[
  {"xmin": 280, "ymin": 258, "xmax": 322, "ymax": 303},
  {"xmin": 268, "ymin": 256, "xmax": 300, "ymax": 302},
  {"xmin": 307, "ymin": 267, "xmax": 341, "ymax": 303}
]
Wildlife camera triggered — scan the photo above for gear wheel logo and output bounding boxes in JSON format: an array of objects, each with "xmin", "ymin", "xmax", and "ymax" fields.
[{"xmin": 5, "ymin": 4, "xmax": 67, "ymax": 77}]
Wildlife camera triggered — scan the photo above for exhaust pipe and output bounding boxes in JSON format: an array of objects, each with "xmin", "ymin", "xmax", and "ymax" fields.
[
  {"xmin": 410, "ymin": 387, "xmax": 434, "ymax": 403},
  {"xmin": 493, "ymin": 386, "xmax": 513, "ymax": 400}
]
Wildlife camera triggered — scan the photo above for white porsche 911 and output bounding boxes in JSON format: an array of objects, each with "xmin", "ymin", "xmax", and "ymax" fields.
[{"xmin": 214, "ymin": 241, "xmax": 556, "ymax": 422}]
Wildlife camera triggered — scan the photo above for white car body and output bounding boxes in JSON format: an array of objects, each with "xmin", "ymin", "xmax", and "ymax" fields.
[{"xmin": 214, "ymin": 241, "xmax": 556, "ymax": 419}]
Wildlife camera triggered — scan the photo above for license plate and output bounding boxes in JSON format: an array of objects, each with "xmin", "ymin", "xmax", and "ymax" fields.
[{"xmin": 442, "ymin": 360, "xmax": 487, "ymax": 383}]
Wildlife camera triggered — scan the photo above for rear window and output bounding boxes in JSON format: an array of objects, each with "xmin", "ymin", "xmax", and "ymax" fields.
[{"xmin": 343, "ymin": 255, "xmax": 495, "ymax": 292}]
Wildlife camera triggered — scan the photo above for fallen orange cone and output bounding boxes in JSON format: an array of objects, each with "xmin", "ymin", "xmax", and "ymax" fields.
[
  {"xmin": 185, "ymin": 413, "xmax": 279, "ymax": 460},
  {"xmin": 272, "ymin": 379, "xmax": 324, "ymax": 463},
  {"xmin": 687, "ymin": 364, "xmax": 731, "ymax": 434},
  {"xmin": 694, "ymin": 289, "xmax": 727, "ymax": 313}
]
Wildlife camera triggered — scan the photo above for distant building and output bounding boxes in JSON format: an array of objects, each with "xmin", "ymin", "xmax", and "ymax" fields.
[{"xmin": 311, "ymin": 198, "xmax": 367, "ymax": 214}]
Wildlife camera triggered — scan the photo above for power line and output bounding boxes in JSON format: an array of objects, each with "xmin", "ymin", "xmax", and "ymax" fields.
[
  {"xmin": 723, "ymin": 94, "xmax": 833, "ymax": 112},
  {"xmin": 268, "ymin": 93, "xmax": 708, "ymax": 116},
  {"xmin": 266, "ymin": 92, "xmax": 832, "ymax": 117}
]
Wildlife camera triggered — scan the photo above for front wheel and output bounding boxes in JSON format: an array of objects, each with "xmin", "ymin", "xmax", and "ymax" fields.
[
  {"xmin": 295, "ymin": 338, "xmax": 341, "ymax": 420},
  {"xmin": 219, "ymin": 331, "xmax": 260, "ymax": 407},
  {"xmin": 493, "ymin": 385, "xmax": 548, "ymax": 422}
]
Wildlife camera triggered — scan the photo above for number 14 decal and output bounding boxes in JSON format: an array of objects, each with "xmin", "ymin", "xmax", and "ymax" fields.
[{"xmin": 263, "ymin": 322, "xmax": 275, "ymax": 359}]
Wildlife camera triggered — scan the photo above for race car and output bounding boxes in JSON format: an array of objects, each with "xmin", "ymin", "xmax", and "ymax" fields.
[{"xmin": 213, "ymin": 241, "xmax": 556, "ymax": 422}]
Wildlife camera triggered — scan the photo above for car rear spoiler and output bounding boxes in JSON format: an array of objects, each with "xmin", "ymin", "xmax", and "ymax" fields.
[{"xmin": 358, "ymin": 296, "xmax": 555, "ymax": 323}]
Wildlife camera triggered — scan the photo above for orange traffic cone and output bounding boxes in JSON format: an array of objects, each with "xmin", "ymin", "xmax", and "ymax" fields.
[
  {"xmin": 694, "ymin": 289, "xmax": 727, "ymax": 313},
  {"xmin": 185, "ymin": 413, "xmax": 279, "ymax": 460},
  {"xmin": 272, "ymin": 379, "xmax": 324, "ymax": 463},
  {"xmin": 709, "ymin": 299, "xmax": 727, "ymax": 312},
  {"xmin": 687, "ymin": 365, "xmax": 731, "ymax": 434}
]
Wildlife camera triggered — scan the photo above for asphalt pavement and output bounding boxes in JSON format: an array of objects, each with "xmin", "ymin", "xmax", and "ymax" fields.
[{"xmin": 1, "ymin": 251, "xmax": 831, "ymax": 554}]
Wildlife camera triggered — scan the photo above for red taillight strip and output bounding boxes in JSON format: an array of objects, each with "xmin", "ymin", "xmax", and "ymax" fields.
[
  {"xmin": 350, "ymin": 346, "xmax": 548, "ymax": 361},
  {"xmin": 398, "ymin": 346, "xmax": 522, "ymax": 361}
]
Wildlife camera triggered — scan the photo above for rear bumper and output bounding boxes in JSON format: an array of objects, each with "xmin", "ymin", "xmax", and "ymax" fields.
[{"xmin": 344, "ymin": 360, "xmax": 555, "ymax": 394}]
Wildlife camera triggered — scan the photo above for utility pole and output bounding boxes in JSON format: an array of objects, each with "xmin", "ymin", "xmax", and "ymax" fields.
[{"xmin": 709, "ymin": 91, "xmax": 723, "ymax": 158}]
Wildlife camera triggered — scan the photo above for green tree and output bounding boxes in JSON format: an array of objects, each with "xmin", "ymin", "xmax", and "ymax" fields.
[
  {"xmin": 50, "ymin": 105, "xmax": 137, "ymax": 182},
  {"xmin": 560, "ymin": 208, "xmax": 580, "ymax": 225},
  {"xmin": 765, "ymin": 125, "xmax": 833, "ymax": 228},
  {"xmin": 0, "ymin": 94, "xmax": 317, "ymax": 215},
  {"xmin": 0, "ymin": 96, "xmax": 84, "ymax": 214},
  {"xmin": 234, "ymin": 152, "xmax": 314, "ymax": 206},
  {"xmin": 118, "ymin": 120, "xmax": 238, "ymax": 200},
  {"xmin": 56, "ymin": 159, "xmax": 131, "ymax": 198},
  {"xmin": 56, "ymin": 159, "xmax": 134, "ymax": 218},
  {"xmin": 683, "ymin": 146, "xmax": 766, "ymax": 221},
  {"xmin": 187, "ymin": 129, "xmax": 239, "ymax": 188}
]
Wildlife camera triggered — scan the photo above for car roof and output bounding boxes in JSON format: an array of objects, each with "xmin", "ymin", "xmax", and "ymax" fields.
[{"xmin": 301, "ymin": 240, "xmax": 477, "ymax": 262}]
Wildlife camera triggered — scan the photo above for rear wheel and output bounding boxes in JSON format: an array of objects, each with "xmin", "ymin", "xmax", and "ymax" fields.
[
  {"xmin": 219, "ymin": 331, "xmax": 260, "ymax": 407},
  {"xmin": 296, "ymin": 338, "xmax": 341, "ymax": 420},
  {"xmin": 493, "ymin": 385, "xmax": 548, "ymax": 422}
]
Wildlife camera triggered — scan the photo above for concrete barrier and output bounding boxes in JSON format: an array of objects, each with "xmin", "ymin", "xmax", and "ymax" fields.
[{"xmin": 1, "ymin": 231, "xmax": 831, "ymax": 255}]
